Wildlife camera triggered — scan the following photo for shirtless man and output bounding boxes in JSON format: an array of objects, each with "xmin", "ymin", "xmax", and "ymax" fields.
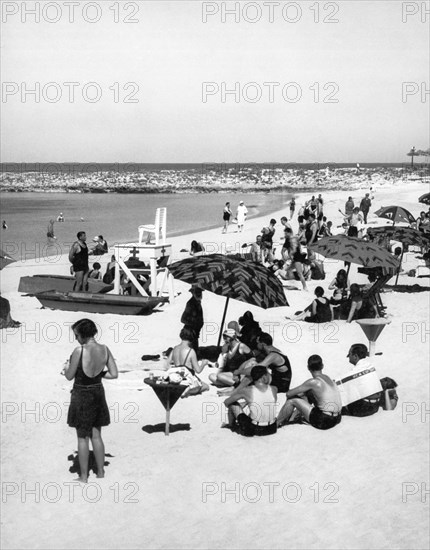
[{"xmin": 277, "ymin": 354, "xmax": 342, "ymax": 430}]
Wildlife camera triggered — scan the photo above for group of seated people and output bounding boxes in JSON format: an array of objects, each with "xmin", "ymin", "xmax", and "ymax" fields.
[
  {"xmin": 288, "ymin": 268, "xmax": 379, "ymax": 323},
  {"xmin": 162, "ymin": 313, "xmax": 394, "ymax": 438}
]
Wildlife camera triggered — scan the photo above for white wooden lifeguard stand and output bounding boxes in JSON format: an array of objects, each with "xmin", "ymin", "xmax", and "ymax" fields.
[{"xmin": 113, "ymin": 208, "xmax": 174, "ymax": 301}]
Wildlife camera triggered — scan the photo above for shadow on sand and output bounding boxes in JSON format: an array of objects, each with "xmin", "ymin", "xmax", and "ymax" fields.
[
  {"xmin": 67, "ymin": 451, "xmax": 113, "ymax": 477},
  {"xmin": 141, "ymin": 423, "xmax": 191, "ymax": 434}
]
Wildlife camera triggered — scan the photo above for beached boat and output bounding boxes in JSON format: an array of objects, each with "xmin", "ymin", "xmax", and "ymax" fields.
[
  {"xmin": 34, "ymin": 291, "xmax": 168, "ymax": 315},
  {"xmin": 18, "ymin": 275, "xmax": 113, "ymax": 295}
]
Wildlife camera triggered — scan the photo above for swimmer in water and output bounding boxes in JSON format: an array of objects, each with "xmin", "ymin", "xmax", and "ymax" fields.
[
  {"xmin": 2, "ymin": 221, "xmax": 7, "ymax": 230},
  {"xmin": 80, "ymin": 217, "xmax": 84, "ymax": 222},
  {"xmin": 57, "ymin": 213, "xmax": 64, "ymax": 222},
  {"xmin": 47, "ymin": 219, "xmax": 56, "ymax": 239}
]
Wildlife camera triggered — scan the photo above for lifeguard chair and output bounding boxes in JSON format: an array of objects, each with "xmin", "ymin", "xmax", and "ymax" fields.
[{"xmin": 138, "ymin": 207, "xmax": 167, "ymax": 245}]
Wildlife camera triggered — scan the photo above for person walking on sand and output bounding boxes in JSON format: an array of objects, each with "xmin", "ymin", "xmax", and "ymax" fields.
[
  {"xmin": 2, "ymin": 220, "xmax": 8, "ymax": 230},
  {"xmin": 289, "ymin": 198, "xmax": 296, "ymax": 220},
  {"xmin": 359, "ymin": 193, "xmax": 372, "ymax": 224},
  {"xmin": 236, "ymin": 201, "xmax": 248, "ymax": 232},
  {"xmin": 64, "ymin": 318, "xmax": 118, "ymax": 483},
  {"xmin": 222, "ymin": 202, "xmax": 232, "ymax": 234},
  {"xmin": 69, "ymin": 231, "xmax": 90, "ymax": 291},
  {"xmin": 345, "ymin": 197, "xmax": 355, "ymax": 218},
  {"xmin": 277, "ymin": 354, "xmax": 342, "ymax": 430}
]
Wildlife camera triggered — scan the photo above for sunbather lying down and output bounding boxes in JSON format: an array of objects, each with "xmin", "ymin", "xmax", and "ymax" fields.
[{"xmin": 0, "ymin": 296, "xmax": 21, "ymax": 329}]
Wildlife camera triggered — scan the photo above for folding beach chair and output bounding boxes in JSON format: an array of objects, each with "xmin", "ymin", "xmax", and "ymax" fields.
[{"xmin": 362, "ymin": 274, "xmax": 393, "ymax": 316}]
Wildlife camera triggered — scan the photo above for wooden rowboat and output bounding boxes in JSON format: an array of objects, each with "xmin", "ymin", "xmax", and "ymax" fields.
[
  {"xmin": 35, "ymin": 291, "xmax": 168, "ymax": 315},
  {"xmin": 18, "ymin": 275, "xmax": 113, "ymax": 295}
]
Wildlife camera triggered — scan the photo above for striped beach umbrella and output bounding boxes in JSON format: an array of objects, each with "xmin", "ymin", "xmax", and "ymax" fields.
[
  {"xmin": 309, "ymin": 236, "xmax": 400, "ymax": 269},
  {"xmin": 374, "ymin": 205, "xmax": 415, "ymax": 225},
  {"xmin": 168, "ymin": 254, "xmax": 288, "ymax": 344}
]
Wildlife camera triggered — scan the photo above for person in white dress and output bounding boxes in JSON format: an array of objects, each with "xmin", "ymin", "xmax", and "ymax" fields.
[{"xmin": 236, "ymin": 201, "xmax": 248, "ymax": 232}]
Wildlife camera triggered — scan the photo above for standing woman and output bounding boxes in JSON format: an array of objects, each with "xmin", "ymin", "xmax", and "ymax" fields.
[
  {"xmin": 222, "ymin": 202, "xmax": 232, "ymax": 234},
  {"xmin": 65, "ymin": 318, "xmax": 118, "ymax": 483}
]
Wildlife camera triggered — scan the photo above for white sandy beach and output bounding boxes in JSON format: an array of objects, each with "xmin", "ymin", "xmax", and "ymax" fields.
[{"xmin": 1, "ymin": 182, "xmax": 429, "ymax": 550}]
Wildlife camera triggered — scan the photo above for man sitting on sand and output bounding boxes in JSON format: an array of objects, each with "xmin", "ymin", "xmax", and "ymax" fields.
[
  {"xmin": 341, "ymin": 344, "xmax": 382, "ymax": 417},
  {"xmin": 277, "ymin": 354, "xmax": 342, "ymax": 430},
  {"xmin": 224, "ymin": 366, "xmax": 277, "ymax": 436}
]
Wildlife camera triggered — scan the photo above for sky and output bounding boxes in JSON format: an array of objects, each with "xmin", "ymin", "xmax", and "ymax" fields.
[{"xmin": 1, "ymin": 0, "xmax": 429, "ymax": 163}]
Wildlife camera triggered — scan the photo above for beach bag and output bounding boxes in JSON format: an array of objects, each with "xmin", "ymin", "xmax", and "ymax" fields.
[{"xmin": 379, "ymin": 377, "xmax": 398, "ymax": 411}]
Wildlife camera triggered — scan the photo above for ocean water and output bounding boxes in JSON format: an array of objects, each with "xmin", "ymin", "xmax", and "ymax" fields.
[{"xmin": 0, "ymin": 192, "xmax": 293, "ymax": 262}]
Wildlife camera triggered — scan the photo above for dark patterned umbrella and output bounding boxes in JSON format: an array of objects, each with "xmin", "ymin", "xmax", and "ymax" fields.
[
  {"xmin": 367, "ymin": 226, "xmax": 429, "ymax": 284},
  {"xmin": 367, "ymin": 226, "xmax": 429, "ymax": 247},
  {"xmin": 168, "ymin": 254, "xmax": 288, "ymax": 344},
  {"xmin": 309, "ymin": 236, "xmax": 400, "ymax": 269},
  {"xmin": 418, "ymin": 193, "xmax": 430, "ymax": 205},
  {"xmin": 374, "ymin": 205, "xmax": 415, "ymax": 225}
]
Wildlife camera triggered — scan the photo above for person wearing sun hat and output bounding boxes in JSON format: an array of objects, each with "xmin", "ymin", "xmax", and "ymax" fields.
[
  {"xmin": 180, "ymin": 284, "xmax": 204, "ymax": 351},
  {"xmin": 208, "ymin": 327, "xmax": 253, "ymax": 387}
]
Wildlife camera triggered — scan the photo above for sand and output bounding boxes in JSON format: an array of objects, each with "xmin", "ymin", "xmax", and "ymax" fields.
[{"xmin": 1, "ymin": 181, "xmax": 429, "ymax": 550}]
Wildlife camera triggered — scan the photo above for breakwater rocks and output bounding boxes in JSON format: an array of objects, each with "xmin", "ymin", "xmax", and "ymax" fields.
[{"xmin": 0, "ymin": 165, "xmax": 428, "ymax": 193}]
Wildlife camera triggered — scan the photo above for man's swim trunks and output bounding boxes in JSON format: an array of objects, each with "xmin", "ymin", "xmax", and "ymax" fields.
[
  {"xmin": 236, "ymin": 413, "xmax": 277, "ymax": 437},
  {"xmin": 309, "ymin": 407, "xmax": 341, "ymax": 430}
]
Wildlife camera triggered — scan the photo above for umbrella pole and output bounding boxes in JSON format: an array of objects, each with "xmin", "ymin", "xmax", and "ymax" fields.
[
  {"xmin": 395, "ymin": 250, "xmax": 404, "ymax": 286},
  {"xmin": 343, "ymin": 262, "xmax": 351, "ymax": 299},
  {"xmin": 217, "ymin": 296, "xmax": 230, "ymax": 347}
]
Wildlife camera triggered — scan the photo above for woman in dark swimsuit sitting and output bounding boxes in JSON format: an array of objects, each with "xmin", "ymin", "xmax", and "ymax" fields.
[
  {"xmin": 289, "ymin": 286, "xmax": 332, "ymax": 323},
  {"xmin": 65, "ymin": 319, "xmax": 118, "ymax": 483}
]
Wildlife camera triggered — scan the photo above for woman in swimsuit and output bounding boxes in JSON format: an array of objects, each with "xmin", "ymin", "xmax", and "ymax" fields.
[
  {"xmin": 167, "ymin": 326, "xmax": 209, "ymax": 397},
  {"xmin": 65, "ymin": 318, "xmax": 118, "ymax": 483},
  {"xmin": 289, "ymin": 286, "xmax": 332, "ymax": 323},
  {"xmin": 222, "ymin": 202, "xmax": 232, "ymax": 234},
  {"xmin": 346, "ymin": 284, "xmax": 378, "ymax": 323}
]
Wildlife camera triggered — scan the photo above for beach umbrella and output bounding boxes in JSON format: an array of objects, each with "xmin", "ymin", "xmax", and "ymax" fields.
[
  {"xmin": 374, "ymin": 205, "xmax": 415, "ymax": 226},
  {"xmin": 0, "ymin": 248, "xmax": 16, "ymax": 270},
  {"xmin": 168, "ymin": 254, "xmax": 288, "ymax": 345},
  {"xmin": 418, "ymin": 193, "xmax": 430, "ymax": 205},
  {"xmin": 366, "ymin": 226, "xmax": 429, "ymax": 247},
  {"xmin": 309, "ymin": 235, "xmax": 400, "ymax": 283},
  {"xmin": 367, "ymin": 226, "xmax": 429, "ymax": 284}
]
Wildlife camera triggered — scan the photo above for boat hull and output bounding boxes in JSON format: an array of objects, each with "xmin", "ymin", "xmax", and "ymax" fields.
[
  {"xmin": 35, "ymin": 291, "xmax": 168, "ymax": 315},
  {"xmin": 19, "ymin": 275, "xmax": 113, "ymax": 295}
]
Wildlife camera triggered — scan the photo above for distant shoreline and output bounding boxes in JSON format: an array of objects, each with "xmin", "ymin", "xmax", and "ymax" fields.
[{"xmin": 1, "ymin": 164, "xmax": 428, "ymax": 194}]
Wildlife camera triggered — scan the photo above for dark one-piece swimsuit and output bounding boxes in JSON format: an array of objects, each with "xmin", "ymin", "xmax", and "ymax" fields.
[
  {"xmin": 270, "ymin": 352, "xmax": 292, "ymax": 393},
  {"xmin": 67, "ymin": 347, "xmax": 110, "ymax": 438}
]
